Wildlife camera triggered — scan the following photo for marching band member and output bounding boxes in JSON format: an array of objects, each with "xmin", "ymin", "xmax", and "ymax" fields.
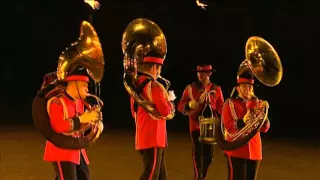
[
  {"xmin": 222, "ymin": 70, "xmax": 270, "ymax": 180},
  {"xmin": 43, "ymin": 67, "xmax": 103, "ymax": 180},
  {"xmin": 130, "ymin": 54, "xmax": 176, "ymax": 180},
  {"xmin": 178, "ymin": 65, "xmax": 224, "ymax": 180}
]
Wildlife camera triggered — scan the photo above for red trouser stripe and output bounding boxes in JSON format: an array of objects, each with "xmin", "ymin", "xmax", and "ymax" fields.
[
  {"xmin": 190, "ymin": 135, "xmax": 199, "ymax": 180},
  {"xmin": 148, "ymin": 148, "xmax": 157, "ymax": 180},
  {"xmin": 57, "ymin": 161, "xmax": 64, "ymax": 180},
  {"xmin": 227, "ymin": 156, "xmax": 234, "ymax": 180}
]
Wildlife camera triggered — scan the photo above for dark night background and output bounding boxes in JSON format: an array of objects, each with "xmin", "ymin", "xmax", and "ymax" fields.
[{"xmin": 3, "ymin": 1, "xmax": 310, "ymax": 139}]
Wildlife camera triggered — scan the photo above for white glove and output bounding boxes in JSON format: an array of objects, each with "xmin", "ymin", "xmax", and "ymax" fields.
[
  {"xmin": 199, "ymin": 92, "xmax": 207, "ymax": 103},
  {"xmin": 94, "ymin": 121, "xmax": 104, "ymax": 140},
  {"xmin": 168, "ymin": 90, "xmax": 176, "ymax": 101}
]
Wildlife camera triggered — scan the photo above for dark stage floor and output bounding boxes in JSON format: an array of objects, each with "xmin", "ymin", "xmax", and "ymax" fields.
[{"xmin": 0, "ymin": 126, "xmax": 318, "ymax": 180}]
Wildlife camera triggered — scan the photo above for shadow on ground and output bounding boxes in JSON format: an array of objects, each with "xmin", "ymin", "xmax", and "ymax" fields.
[{"xmin": 0, "ymin": 126, "xmax": 319, "ymax": 180}]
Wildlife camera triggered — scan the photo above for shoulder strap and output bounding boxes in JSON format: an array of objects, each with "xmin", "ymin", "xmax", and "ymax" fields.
[
  {"xmin": 187, "ymin": 84, "xmax": 195, "ymax": 101},
  {"xmin": 47, "ymin": 96, "xmax": 69, "ymax": 120},
  {"xmin": 135, "ymin": 77, "xmax": 153, "ymax": 94},
  {"xmin": 133, "ymin": 77, "xmax": 153, "ymax": 113},
  {"xmin": 227, "ymin": 99, "xmax": 238, "ymax": 120},
  {"xmin": 211, "ymin": 83, "xmax": 216, "ymax": 91}
]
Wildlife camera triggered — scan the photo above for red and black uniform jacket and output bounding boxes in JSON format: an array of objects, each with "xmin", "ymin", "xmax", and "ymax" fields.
[
  {"xmin": 130, "ymin": 72, "xmax": 174, "ymax": 150},
  {"xmin": 222, "ymin": 97, "xmax": 270, "ymax": 160},
  {"xmin": 178, "ymin": 81, "xmax": 224, "ymax": 132},
  {"xmin": 43, "ymin": 93, "xmax": 89, "ymax": 165}
]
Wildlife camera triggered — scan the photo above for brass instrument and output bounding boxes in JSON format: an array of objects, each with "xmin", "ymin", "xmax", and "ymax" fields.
[
  {"xmin": 182, "ymin": 87, "xmax": 210, "ymax": 116},
  {"xmin": 56, "ymin": 20, "xmax": 105, "ymax": 141},
  {"xmin": 121, "ymin": 18, "xmax": 175, "ymax": 120},
  {"xmin": 215, "ymin": 36, "xmax": 283, "ymax": 150},
  {"xmin": 32, "ymin": 20, "xmax": 105, "ymax": 149}
]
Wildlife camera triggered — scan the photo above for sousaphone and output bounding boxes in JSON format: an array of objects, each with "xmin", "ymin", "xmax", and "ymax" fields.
[
  {"xmin": 214, "ymin": 36, "xmax": 283, "ymax": 150},
  {"xmin": 32, "ymin": 21, "xmax": 105, "ymax": 149},
  {"xmin": 121, "ymin": 18, "xmax": 175, "ymax": 120}
]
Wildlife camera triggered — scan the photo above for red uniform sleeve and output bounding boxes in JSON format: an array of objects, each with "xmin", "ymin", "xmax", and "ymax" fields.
[
  {"xmin": 150, "ymin": 82, "xmax": 173, "ymax": 117},
  {"xmin": 260, "ymin": 118, "xmax": 270, "ymax": 133},
  {"xmin": 48, "ymin": 99, "xmax": 73, "ymax": 133},
  {"xmin": 209, "ymin": 86, "xmax": 224, "ymax": 115},
  {"xmin": 177, "ymin": 86, "xmax": 190, "ymax": 113},
  {"xmin": 222, "ymin": 100, "xmax": 238, "ymax": 134},
  {"xmin": 130, "ymin": 98, "xmax": 135, "ymax": 118}
]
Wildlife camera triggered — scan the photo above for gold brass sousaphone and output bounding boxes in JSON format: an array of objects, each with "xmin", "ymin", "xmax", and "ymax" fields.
[
  {"xmin": 32, "ymin": 21, "xmax": 105, "ymax": 149},
  {"xmin": 57, "ymin": 20, "xmax": 105, "ymax": 142},
  {"xmin": 214, "ymin": 36, "xmax": 283, "ymax": 150},
  {"xmin": 121, "ymin": 18, "xmax": 175, "ymax": 120}
]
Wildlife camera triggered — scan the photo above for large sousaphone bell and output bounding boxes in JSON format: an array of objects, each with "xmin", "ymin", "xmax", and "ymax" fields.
[
  {"xmin": 121, "ymin": 18, "xmax": 174, "ymax": 120},
  {"xmin": 214, "ymin": 36, "xmax": 283, "ymax": 150},
  {"xmin": 32, "ymin": 21, "xmax": 105, "ymax": 149},
  {"xmin": 57, "ymin": 21, "xmax": 105, "ymax": 83}
]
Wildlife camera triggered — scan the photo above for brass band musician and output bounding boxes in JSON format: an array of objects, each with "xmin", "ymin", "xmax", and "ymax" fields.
[
  {"xmin": 32, "ymin": 20, "xmax": 105, "ymax": 180},
  {"xmin": 177, "ymin": 65, "xmax": 224, "ymax": 180},
  {"xmin": 122, "ymin": 18, "xmax": 176, "ymax": 180},
  {"xmin": 222, "ymin": 70, "xmax": 270, "ymax": 180}
]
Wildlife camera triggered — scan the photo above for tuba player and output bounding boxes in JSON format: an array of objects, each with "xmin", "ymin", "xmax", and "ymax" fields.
[
  {"xmin": 222, "ymin": 70, "xmax": 270, "ymax": 180},
  {"xmin": 130, "ymin": 54, "xmax": 176, "ymax": 180},
  {"xmin": 43, "ymin": 67, "xmax": 103, "ymax": 180}
]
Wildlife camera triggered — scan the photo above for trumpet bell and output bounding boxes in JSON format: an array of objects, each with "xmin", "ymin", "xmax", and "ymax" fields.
[
  {"xmin": 57, "ymin": 21, "xmax": 105, "ymax": 83},
  {"xmin": 242, "ymin": 36, "xmax": 283, "ymax": 87}
]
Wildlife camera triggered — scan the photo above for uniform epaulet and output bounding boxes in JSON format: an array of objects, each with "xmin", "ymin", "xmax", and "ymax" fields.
[
  {"xmin": 150, "ymin": 80, "xmax": 159, "ymax": 88},
  {"xmin": 136, "ymin": 77, "xmax": 153, "ymax": 94},
  {"xmin": 49, "ymin": 93, "xmax": 65, "ymax": 105},
  {"xmin": 211, "ymin": 83, "xmax": 220, "ymax": 89},
  {"xmin": 212, "ymin": 83, "xmax": 220, "ymax": 87},
  {"xmin": 50, "ymin": 97, "xmax": 62, "ymax": 105},
  {"xmin": 226, "ymin": 98, "xmax": 234, "ymax": 103}
]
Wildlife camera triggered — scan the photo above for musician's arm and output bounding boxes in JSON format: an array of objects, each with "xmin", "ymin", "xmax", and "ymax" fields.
[
  {"xmin": 129, "ymin": 98, "xmax": 136, "ymax": 118},
  {"xmin": 222, "ymin": 100, "xmax": 245, "ymax": 133},
  {"xmin": 177, "ymin": 86, "xmax": 190, "ymax": 113},
  {"xmin": 210, "ymin": 86, "xmax": 224, "ymax": 116},
  {"xmin": 150, "ymin": 82, "xmax": 173, "ymax": 117},
  {"xmin": 260, "ymin": 117, "xmax": 270, "ymax": 133},
  {"xmin": 48, "ymin": 99, "xmax": 81, "ymax": 133}
]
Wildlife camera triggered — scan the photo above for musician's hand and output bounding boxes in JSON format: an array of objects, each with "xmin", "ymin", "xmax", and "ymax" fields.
[
  {"xmin": 199, "ymin": 92, "xmax": 207, "ymax": 103},
  {"xmin": 246, "ymin": 98, "xmax": 265, "ymax": 109},
  {"xmin": 79, "ymin": 110, "xmax": 100, "ymax": 124},
  {"xmin": 243, "ymin": 111, "xmax": 252, "ymax": 124},
  {"xmin": 94, "ymin": 121, "xmax": 104, "ymax": 139},
  {"xmin": 261, "ymin": 101, "xmax": 269, "ymax": 109},
  {"xmin": 188, "ymin": 100, "xmax": 198, "ymax": 110},
  {"xmin": 168, "ymin": 90, "xmax": 176, "ymax": 101}
]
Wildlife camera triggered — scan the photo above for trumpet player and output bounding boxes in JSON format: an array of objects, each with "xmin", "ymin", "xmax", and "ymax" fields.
[
  {"xmin": 130, "ymin": 55, "xmax": 176, "ymax": 180},
  {"xmin": 177, "ymin": 65, "xmax": 224, "ymax": 180},
  {"xmin": 222, "ymin": 71, "xmax": 270, "ymax": 180},
  {"xmin": 43, "ymin": 67, "xmax": 103, "ymax": 180}
]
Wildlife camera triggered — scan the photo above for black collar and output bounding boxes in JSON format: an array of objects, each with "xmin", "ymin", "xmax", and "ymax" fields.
[
  {"xmin": 65, "ymin": 91, "xmax": 76, "ymax": 102},
  {"xmin": 138, "ymin": 72, "xmax": 155, "ymax": 81}
]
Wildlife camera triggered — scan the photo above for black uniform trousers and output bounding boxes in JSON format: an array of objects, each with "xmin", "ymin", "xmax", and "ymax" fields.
[
  {"xmin": 139, "ymin": 147, "xmax": 167, "ymax": 180},
  {"xmin": 191, "ymin": 131, "xmax": 214, "ymax": 180},
  {"xmin": 226, "ymin": 155, "xmax": 260, "ymax": 180},
  {"xmin": 52, "ymin": 153, "xmax": 90, "ymax": 180}
]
